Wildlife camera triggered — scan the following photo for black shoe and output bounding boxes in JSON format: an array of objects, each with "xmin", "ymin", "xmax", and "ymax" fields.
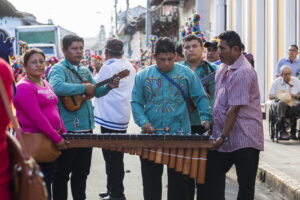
[
  {"xmin": 279, "ymin": 131, "xmax": 290, "ymax": 140},
  {"xmin": 99, "ymin": 192, "xmax": 109, "ymax": 198},
  {"xmin": 102, "ymin": 195, "xmax": 126, "ymax": 200}
]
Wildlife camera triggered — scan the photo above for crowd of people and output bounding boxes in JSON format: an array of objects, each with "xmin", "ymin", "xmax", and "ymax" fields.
[{"xmin": 1, "ymin": 24, "xmax": 299, "ymax": 200}]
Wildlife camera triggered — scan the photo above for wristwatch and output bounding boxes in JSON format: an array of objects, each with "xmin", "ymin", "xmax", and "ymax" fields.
[{"xmin": 220, "ymin": 134, "xmax": 229, "ymax": 142}]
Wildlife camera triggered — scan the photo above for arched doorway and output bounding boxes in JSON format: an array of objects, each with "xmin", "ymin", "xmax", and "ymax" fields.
[{"xmin": 0, "ymin": 29, "xmax": 9, "ymax": 39}]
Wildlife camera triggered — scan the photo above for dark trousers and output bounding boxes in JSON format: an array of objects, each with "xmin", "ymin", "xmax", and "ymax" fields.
[
  {"xmin": 140, "ymin": 158, "xmax": 194, "ymax": 200},
  {"xmin": 52, "ymin": 136, "xmax": 92, "ymax": 200},
  {"xmin": 197, "ymin": 148, "xmax": 260, "ymax": 200},
  {"xmin": 101, "ymin": 126, "xmax": 125, "ymax": 197},
  {"xmin": 39, "ymin": 160, "xmax": 57, "ymax": 200}
]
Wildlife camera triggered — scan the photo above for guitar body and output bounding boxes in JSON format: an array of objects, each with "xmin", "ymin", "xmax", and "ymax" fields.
[
  {"xmin": 60, "ymin": 70, "xmax": 130, "ymax": 112},
  {"xmin": 61, "ymin": 94, "xmax": 86, "ymax": 112}
]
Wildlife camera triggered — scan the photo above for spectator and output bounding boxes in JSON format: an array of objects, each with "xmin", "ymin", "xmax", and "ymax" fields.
[
  {"xmin": 269, "ymin": 65, "xmax": 300, "ymax": 140},
  {"xmin": 175, "ymin": 43, "xmax": 185, "ymax": 63},
  {"xmin": 204, "ymin": 38, "xmax": 222, "ymax": 66},
  {"xmin": 13, "ymin": 48, "xmax": 68, "ymax": 199},
  {"xmin": 275, "ymin": 44, "xmax": 300, "ymax": 78}
]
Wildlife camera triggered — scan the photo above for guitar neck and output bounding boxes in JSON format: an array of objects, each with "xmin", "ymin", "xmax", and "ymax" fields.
[{"xmin": 94, "ymin": 77, "xmax": 114, "ymax": 88}]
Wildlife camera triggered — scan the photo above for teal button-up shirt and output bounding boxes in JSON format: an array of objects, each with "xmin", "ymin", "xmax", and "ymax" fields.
[
  {"xmin": 131, "ymin": 63, "xmax": 211, "ymax": 134},
  {"xmin": 48, "ymin": 59, "xmax": 110, "ymax": 131},
  {"xmin": 182, "ymin": 60, "xmax": 216, "ymax": 126}
]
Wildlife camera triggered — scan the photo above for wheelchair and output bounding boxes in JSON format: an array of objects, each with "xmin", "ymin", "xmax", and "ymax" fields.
[{"xmin": 268, "ymin": 100, "xmax": 300, "ymax": 142}]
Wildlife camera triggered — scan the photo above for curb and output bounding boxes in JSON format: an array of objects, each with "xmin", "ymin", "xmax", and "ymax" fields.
[{"xmin": 257, "ymin": 161, "xmax": 300, "ymax": 200}]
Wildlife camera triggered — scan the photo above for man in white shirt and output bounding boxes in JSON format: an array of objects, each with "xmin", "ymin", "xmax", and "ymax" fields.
[
  {"xmin": 94, "ymin": 38, "xmax": 136, "ymax": 200},
  {"xmin": 269, "ymin": 65, "xmax": 300, "ymax": 139}
]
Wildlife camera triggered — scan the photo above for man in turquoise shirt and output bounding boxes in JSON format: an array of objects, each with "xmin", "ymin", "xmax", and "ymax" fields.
[
  {"xmin": 131, "ymin": 37, "xmax": 211, "ymax": 200},
  {"xmin": 48, "ymin": 35, "xmax": 119, "ymax": 200}
]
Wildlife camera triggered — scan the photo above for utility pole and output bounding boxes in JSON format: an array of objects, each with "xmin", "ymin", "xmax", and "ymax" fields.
[
  {"xmin": 125, "ymin": 0, "xmax": 129, "ymax": 25},
  {"xmin": 115, "ymin": 0, "xmax": 118, "ymax": 37},
  {"xmin": 146, "ymin": 0, "xmax": 151, "ymax": 47}
]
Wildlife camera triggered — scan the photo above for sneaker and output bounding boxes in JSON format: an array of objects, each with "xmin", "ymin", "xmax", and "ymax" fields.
[
  {"xmin": 102, "ymin": 195, "xmax": 126, "ymax": 200},
  {"xmin": 99, "ymin": 192, "xmax": 109, "ymax": 198}
]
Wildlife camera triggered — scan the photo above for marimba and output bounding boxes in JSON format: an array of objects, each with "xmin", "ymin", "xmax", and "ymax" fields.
[{"xmin": 62, "ymin": 133, "xmax": 213, "ymax": 184}]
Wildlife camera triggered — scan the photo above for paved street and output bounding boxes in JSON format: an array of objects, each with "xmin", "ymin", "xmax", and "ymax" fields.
[{"xmin": 65, "ymin": 117, "xmax": 293, "ymax": 200}]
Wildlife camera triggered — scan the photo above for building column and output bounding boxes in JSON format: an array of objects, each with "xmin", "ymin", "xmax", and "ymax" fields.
[
  {"xmin": 226, "ymin": 0, "xmax": 232, "ymax": 30},
  {"xmin": 196, "ymin": 0, "xmax": 210, "ymax": 38},
  {"xmin": 216, "ymin": 0, "xmax": 226, "ymax": 35},
  {"xmin": 270, "ymin": 0, "xmax": 278, "ymax": 81},
  {"xmin": 297, "ymin": 0, "xmax": 300, "ymax": 55},
  {"xmin": 284, "ymin": 0, "xmax": 296, "ymax": 53},
  {"xmin": 234, "ymin": 0, "xmax": 243, "ymax": 37},
  {"xmin": 255, "ymin": 0, "xmax": 266, "ymax": 102},
  {"xmin": 244, "ymin": 0, "xmax": 251, "ymax": 53}
]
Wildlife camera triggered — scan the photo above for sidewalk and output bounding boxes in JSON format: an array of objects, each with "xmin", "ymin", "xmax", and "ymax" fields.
[{"xmin": 256, "ymin": 120, "xmax": 300, "ymax": 200}]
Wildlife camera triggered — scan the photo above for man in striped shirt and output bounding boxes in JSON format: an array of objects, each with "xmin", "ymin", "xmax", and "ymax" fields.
[{"xmin": 198, "ymin": 31, "xmax": 264, "ymax": 200}]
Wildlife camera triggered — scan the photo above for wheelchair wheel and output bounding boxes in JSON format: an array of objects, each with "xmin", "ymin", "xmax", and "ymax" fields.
[{"xmin": 269, "ymin": 108, "xmax": 276, "ymax": 142}]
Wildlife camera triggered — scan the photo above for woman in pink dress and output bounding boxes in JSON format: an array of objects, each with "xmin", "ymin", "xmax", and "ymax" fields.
[{"xmin": 13, "ymin": 48, "xmax": 69, "ymax": 200}]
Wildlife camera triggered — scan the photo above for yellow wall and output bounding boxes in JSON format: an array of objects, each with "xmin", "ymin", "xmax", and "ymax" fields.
[
  {"xmin": 277, "ymin": 0, "xmax": 284, "ymax": 61},
  {"xmin": 231, "ymin": 0, "xmax": 235, "ymax": 30},
  {"xmin": 250, "ymin": 0, "xmax": 255, "ymax": 56}
]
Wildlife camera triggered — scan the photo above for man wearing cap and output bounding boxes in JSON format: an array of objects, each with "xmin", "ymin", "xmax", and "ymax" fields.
[
  {"xmin": 269, "ymin": 65, "xmax": 300, "ymax": 140},
  {"xmin": 94, "ymin": 38, "xmax": 136, "ymax": 200},
  {"xmin": 204, "ymin": 38, "xmax": 222, "ymax": 66}
]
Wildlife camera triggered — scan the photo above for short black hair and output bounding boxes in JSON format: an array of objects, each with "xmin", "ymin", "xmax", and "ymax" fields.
[
  {"xmin": 23, "ymin": 48, "xmax": 45, "ymax": 66},
  {"xmin": 175, "ymin": 43, "xmax": 184, "ymax": 57},
  {"xmin": 182, "ymin": 34, "xmax": 203, "ymax": 47},
  {"xmin": 155, "ymin": 37, "xmax": 175, "ymax": 55},
  {"xmin": 105, "ymin": 38, "xmax": 124, "ymax": 57},
  {"xmin": 241, "ymin": 43, "xmax": 245, "ymax": 51},
  {"xmin": 218, "ymin": 31, "xmax": 242, "ymax": 51},
  {"xmin": 62, "ymin": 34, "xmax": 84, "ymax": 50},
  {"xmin": 290, "ymin": 44, "xmax": 299, "ymax": 50}
]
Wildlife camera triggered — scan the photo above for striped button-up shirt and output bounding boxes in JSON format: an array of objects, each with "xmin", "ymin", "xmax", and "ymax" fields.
[{"xmin": 213, "ymin": 54, "xmax": 264, "ymax": 152}]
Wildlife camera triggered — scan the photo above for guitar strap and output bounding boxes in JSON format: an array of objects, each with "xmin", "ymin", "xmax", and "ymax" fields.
[
  {"xmin": 64, "ymin": 64, "xmax": 83, "ymax": 82},
  {"xmin": 202, "ymin": 61, "xmax": 215, "ymax": 97}
]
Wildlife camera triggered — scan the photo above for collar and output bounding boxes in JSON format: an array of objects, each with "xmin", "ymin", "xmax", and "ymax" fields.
[
  {"xmin": 183, "ymin": 60, "xmax": 204, "ymax": 69},
  {"xmin": 62, "ymin": 59, "xmax": 82, "ymax": 70},
  {"xmin": 285, "ymin": 57, "xmax": 298, "ymax": 63},
  {"xmin": 227, "ymin": 54, "xmax": 244, "ymax": 70}
]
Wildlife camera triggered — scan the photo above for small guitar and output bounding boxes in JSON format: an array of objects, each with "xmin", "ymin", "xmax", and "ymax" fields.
[{"xmin": 61, "ymin": 69, "xmax": 130, "ymax": 112}]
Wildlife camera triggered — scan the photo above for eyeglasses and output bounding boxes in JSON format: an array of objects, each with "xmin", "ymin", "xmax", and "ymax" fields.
[{"xmin": 288, "ymin": 49, "xmax": 298, "ymax": 52}]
